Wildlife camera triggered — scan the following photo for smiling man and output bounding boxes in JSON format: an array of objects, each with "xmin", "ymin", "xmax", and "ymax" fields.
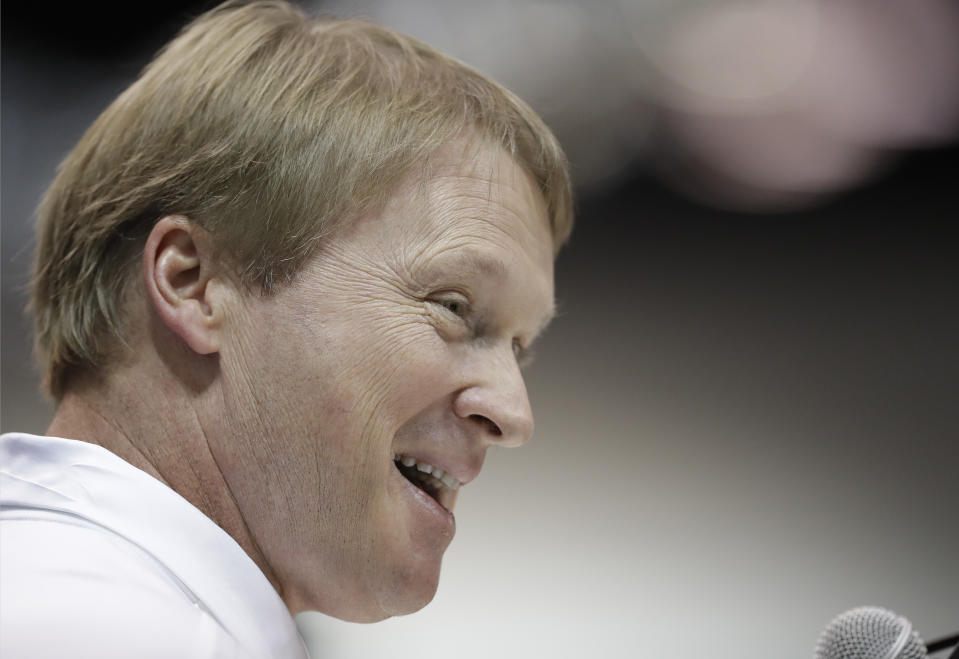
[{"xmin": 0, "ymin": 1, "xmax": 572, "ymax": 657}]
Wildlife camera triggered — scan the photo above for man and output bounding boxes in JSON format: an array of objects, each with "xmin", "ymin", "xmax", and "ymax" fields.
[{"xmin": 0, "ymin": 1, "xmax": 572, "ymax": 657}]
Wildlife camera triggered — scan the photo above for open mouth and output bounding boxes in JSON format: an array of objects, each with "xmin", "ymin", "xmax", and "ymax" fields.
[{"xmin": 394, "ymin": 454, "xmax": 460, "ymax": 512}]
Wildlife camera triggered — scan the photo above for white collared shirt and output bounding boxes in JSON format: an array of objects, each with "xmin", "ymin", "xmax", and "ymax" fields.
[{"xmin": 0, "ymin": 433, "xmax": 310, "ymax": 658}]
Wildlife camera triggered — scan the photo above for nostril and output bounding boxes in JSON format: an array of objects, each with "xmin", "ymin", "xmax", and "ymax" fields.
[{"xmin": 469, "ymin": 414, "xmax": 501, "ymax": 437}]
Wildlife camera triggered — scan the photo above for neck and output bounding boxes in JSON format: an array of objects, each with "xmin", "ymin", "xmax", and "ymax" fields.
[{"xmin": 46, "ymin": 367, "xmax": 285, "ymax": 602}]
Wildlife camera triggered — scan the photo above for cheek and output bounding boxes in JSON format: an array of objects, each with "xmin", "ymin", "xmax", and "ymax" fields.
[
  {"xmin": 322, "ymin": 310, "xmax": 455, "ymax": 430},
  {"xmin": 224, "ymin": 293, "xmax": 455, "ymax": 482}
]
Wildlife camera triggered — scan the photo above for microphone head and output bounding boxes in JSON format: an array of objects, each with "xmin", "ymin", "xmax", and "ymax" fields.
[{"xmin": 815, "ymin": 606, "xmax": 926, "ymax": 659}]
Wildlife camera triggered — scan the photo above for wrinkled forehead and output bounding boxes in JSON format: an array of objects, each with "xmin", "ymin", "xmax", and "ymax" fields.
[
  {"xmin": 408, "ymin": 141, "xmax": 555, "ymax": 260},
  {"xmin": 320, "ymin": 138, "xmax": 556, "ymax": 284}
]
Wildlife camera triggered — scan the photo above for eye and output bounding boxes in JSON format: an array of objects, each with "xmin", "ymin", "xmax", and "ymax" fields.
[
  {"xmin": 432, "ymin": 294, "xmax": 470, "ymax": 319},
  {"xmin": 513, "ymin": 340, "xmax": 536, "ymax": 368},
  {"xmin": 441, "ymin": 298, "xmax": 466, "ymax": 316}
]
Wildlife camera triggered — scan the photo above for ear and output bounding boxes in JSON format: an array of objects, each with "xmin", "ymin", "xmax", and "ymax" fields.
[{"xmin": 142, "ymin": 216, "xmax": 224, "ymax": 355}]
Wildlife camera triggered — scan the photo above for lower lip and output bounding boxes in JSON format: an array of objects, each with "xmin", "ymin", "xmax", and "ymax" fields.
[{"xmin": 392, "ymin": 465, "xmax": 456, "ymax": 535}]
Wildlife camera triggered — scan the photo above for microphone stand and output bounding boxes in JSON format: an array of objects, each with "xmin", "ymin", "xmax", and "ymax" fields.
[{"xmin": 925, "ymin": 631, "xmax": 959, "ymax": 657}]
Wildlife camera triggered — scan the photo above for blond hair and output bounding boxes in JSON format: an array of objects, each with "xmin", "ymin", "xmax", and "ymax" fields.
[{"xmin": 31, "ymin": 0, "xmax": 573, "ymax": 399}]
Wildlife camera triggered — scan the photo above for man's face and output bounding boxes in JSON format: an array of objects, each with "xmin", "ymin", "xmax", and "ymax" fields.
[{"xmin": 210, "ymin": 143, "xmax": 556, "ymax": 620}]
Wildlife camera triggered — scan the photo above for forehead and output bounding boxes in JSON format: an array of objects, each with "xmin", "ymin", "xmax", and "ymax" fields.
[
  {"xmin": 332, "ymin": 142, "xmax": 556, "ymax": 281},
  {"xmin": 387, "ymin": 143, "xmax": 553, "ymax": 268}
]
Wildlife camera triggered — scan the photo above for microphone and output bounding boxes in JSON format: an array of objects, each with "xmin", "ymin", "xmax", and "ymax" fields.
[{"xmin": 815, "ymin": 606, "xmax": 959, "ymax": 659}]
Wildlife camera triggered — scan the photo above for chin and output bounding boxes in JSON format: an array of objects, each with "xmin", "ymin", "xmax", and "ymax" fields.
[
  {"xmin": 301, "ymin": 558, "xmax": 443, "ymax": 622},
  {"xmin": 377, "ymin": 560, "xmax": 443, "ymax": 619},
  {"xmin": 333, "ymin": 582, "xmax": 439, "ymax": 623}
]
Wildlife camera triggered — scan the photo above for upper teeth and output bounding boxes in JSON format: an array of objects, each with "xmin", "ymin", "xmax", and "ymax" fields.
[{"xmin": 395, "ymin": 455, "xmax": 461, "ymax": 490}]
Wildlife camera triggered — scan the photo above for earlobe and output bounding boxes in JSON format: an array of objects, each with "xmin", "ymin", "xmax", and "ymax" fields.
[{"xmin": 143, "ymin": 216, "xmax": 222, "ymax": 355}]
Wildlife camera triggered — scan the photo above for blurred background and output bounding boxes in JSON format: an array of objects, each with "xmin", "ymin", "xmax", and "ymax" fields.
[{"xmin": 3, "ymin": 1, "xmax": 957, "ymax": 657}]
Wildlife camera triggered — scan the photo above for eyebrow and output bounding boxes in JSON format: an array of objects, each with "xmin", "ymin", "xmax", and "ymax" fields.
[
  {"xmin": 467, "ymin": 253, "xmax": 557, "ymax": 334},
  {"xmin": 450, "ymin": 250, "xmax": 509, "ymax": 280},
  {"xmin": 536, "ymin": 307, "xmax": 557, "ymax": 336},
  {"xmin": 432, "ymin": 248, "xmax": 557, "ymax": 333}
]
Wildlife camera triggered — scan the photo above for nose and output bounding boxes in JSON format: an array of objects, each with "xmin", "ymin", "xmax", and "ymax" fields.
[{"xmin": 453, "ymin": 345, "xmax": 534, "ymax": 448}]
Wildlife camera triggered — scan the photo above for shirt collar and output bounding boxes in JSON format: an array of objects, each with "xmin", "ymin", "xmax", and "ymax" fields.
[{"xmin": 1, "ymin": 433, "xmax": 309, "ymax": 659}]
